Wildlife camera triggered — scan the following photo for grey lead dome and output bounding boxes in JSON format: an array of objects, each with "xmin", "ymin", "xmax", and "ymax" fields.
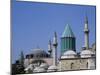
[{"xmin": 33, "ymin": 48, "xmax": 49, "ymax": 58}]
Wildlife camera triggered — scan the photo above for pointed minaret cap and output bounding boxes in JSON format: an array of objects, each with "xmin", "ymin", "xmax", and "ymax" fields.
[
  {"xmin": 48, "ymin": 40, "xmax": 52, "ymax": 52},
  {"xmin": 85, "ymin": 14, "xmax": 88, "ymax": 24},
  {"xmin": 20, "ymin": 51, "xmax": 24, "ymax": 59},
  {"xmin": 19, "ymin": 51, "xmax": 24, "ymax": 65},
  {"xmin": 53, "ymin": 32, "xmax": 58, "ymax": 46},
  {"xmin": 62, "ymin": 24, "xmax": 75, "ymax": 38},
  {"xmin": 84, "ymin": 15, "xmax": 89, "ymax": 32},
  {"xmin": 54, "ymin": 32, "xmax": 57, "ymax": 38}
]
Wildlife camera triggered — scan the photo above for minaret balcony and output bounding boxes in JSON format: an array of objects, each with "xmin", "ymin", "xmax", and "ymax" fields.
[
  {"xmin": 84, "ymin": 29, "xmax": 89, "ymax": 32},
  {"xmin": 53, "ymin": 43, "xmax": 58, "ymax": 46}
]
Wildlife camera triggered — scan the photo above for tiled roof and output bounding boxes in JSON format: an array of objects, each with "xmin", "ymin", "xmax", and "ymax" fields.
[{"xmin": 62, "ymin": 24, "xmax": 75, "ymax": 37}]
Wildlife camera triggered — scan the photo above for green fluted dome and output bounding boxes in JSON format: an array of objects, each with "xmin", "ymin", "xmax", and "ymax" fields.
[{"xmin": 61, "ymin": 24, "xmax": 76, "ymax": 55}]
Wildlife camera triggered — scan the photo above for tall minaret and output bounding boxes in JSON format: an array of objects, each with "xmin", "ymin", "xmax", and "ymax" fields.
[
  {"xmin": 84, "ymin": 16, "xmax": 89, "ymax": 49},
  {"xmin": 19, "ymin": 51, "xmax": 24, "ymax": 66},
  {"xmin": 48, "ymin": 40, "xmax": 52, "ymax": 57},
  {"xmin": 52, "ymin": 32, "xmax": 58, "ymax": 66}
]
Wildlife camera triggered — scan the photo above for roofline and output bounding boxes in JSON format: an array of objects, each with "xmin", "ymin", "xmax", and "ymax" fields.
[
  {"xmin": 61, "ymin": 37, "xmax": 76, "ymax": 39},
  {"xmin": 59, "ymin": 56, "xmax": 96, "ymax": 60}
]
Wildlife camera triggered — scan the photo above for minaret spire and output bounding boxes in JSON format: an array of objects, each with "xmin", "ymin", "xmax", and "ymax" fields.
[
  {"xmin": 52, "ymin": 32, "xmax": 58, "ymax": 66},
  {"xmin": 48, "ymin": 40, "xmax": 52, "ymax": 57},
  {"xmin": 85, "ymin": 15, "xmax": 88, "ymax": 29},
  {"xmin": 53, "ymin": 32, "xmax": 57, "ymax": 45},
  {"xmin": 19, "ymin": 51, "xmax": 24, "ymax": 65},
  {"xmin": 84, "ymin": 15, "xmax": 89, "ymax": 49}
]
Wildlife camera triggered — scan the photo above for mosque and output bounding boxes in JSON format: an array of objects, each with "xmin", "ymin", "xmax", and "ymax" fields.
[{"xmin": 15, "ymin": 16, "xmax": 96, "ymax": 73}]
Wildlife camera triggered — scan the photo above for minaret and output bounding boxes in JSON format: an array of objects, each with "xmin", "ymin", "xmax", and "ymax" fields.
[
  {"xmin": 48, "ymin": 40, "xmax": 52, "ymax": 57},
  {"xmin": 19, "ymin": 51, "xmax": 24, "ymax": 66},
  {"xmin": 52, "ymin": 32, "xmax": 58, "ymax": 66},
  {"xmin": 84, "ymin": 16, "xmax": 89, "ymax": 49}
]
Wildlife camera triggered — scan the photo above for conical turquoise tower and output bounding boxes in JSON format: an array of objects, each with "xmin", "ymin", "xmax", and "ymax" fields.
[{"xmin": 61, "ymin": 24, "xmax": 76, "ymax": 55}]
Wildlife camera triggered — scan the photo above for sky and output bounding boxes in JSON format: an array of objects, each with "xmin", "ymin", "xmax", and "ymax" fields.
[{"xmin": 11, "ymin": 1, "xmax": 96, "ymax": 63}]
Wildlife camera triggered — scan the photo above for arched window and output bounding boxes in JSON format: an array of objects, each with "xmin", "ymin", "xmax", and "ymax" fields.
[
  {"xmin": 71, "ymin": 63, "xmax": 74, "ymax": 69},
  {"xmin": 86, "ymin": 62, "xmax": 88, "ymax": 69}
]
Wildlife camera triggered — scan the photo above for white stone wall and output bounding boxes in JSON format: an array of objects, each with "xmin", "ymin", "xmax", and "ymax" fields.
[
  {"xmin": 59, "ymin": 59, "xmax": 80, "ymax": 71},
  {"xmin": 58, "ymin": 57, "xmax": 96, "ymax": 71}
]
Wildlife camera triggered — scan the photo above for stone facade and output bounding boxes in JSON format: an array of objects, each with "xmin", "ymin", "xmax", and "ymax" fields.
[
  {"xmin": 24, "ymin": 58, "xmax": 53, "ymax": 68},
  {"xmin": 58, "ymin": 57, "xmax": 96, "ymax": 71}
]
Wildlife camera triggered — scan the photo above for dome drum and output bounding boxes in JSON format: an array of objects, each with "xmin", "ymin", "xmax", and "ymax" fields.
[
  {"xmin": 61, "ymin": 50, "xmax": 77, "ymax": 59},
  {"xmin": 27, "ymin": 48, "xmax": 50, "ymax": 58},
  {"xmin": 80, "ymin": 50, "xmax": 94, "ymax": 58}
]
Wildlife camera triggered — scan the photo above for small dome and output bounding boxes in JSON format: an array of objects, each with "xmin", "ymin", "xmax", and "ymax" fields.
[
  {"xmin": 47, "ymin": 65, "xmax": 57, "ymax": 72},
  {"xmin": 38, "ymin": 68, "xmax": 46, "ymax": 72},
  {"xmin": 34, "ymin": 67, "xmax": 40, "ymax": 71},
  {"xmin": 33, "ymin": 67, "xmax": 46, "ymax": 72},
  {"xmin": 33, "ymin": 67, "xmax": 40, "ymax": 72},
  {"xmin": 48, "ymin": 65, "xmax": 57, "ymax": 70},
  {"xmin": 80, "ymin": 50, "xmax": 94, "ymax": 57},
  {"xmin": 63, "ymin": 50, "xmax": 77, "ymax": 55},
  {"xmin": 61, "ymin": 50, "xmax": 77, "ymax": 58},
  {"xmin": 24, "ymin": 64, "xmax": 33, "ymax": 71},
  {"xmin": 40, "ymin": 63, "xmax": 48, "ymax": 69},
  {"xmin": 81, "ymin": 50, "xmax": 94, "ymax": 55},
  {"xmin": 33, "ymin": 48, "xmax": 48, "ymax": 58}
]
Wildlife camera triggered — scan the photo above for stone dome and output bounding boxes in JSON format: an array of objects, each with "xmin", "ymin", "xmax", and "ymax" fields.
[
  {"xmin": 63, "ymin": 50, "xmax": 77, "ymax": 55},
  {"xmin": 61, "ymin": 50, "xmax": 77, "ymax": 58},
  {"xmin": 38, "ymin": 68, "xmax": 46, "ymax": 72},
  {"xmin": 33, "ymin": 67, "xmax": 40, "ymax": 72},
  {"xmin": 47, "ymin": 65, "xmax": 57, "ymax": 72},
  {"xmin": 33, "ymin": 67, "xmax": 46, "ymax": 73},
  {"xmin": 24, "ymin": 64, "xmax": 34, "ymax": 71},
  {"xmin": 40, "ymin": 63, "xmax": 49, "ymax": 69},
  {"xmin": 33, "ymin": 48, "xmax": 49, "ymax": 58},
  {"xmin": 80, "ymin": 50, "xmax": 94, "ymax": 58}
]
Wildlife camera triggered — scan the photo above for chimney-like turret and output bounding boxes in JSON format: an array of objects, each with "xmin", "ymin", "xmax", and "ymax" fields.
[
  {"xmin": 52, "ymin": 32, "xmax": 58, "ymax": 66},
  {"xmin": 84, "ymin": 16, "xmax": 89, "ymax": 49}
]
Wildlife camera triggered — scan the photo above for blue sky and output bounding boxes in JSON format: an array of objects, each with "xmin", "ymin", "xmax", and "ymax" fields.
[{"xmin": 12, "ymin": 1, "xmax": 96, "ymax": 63}]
